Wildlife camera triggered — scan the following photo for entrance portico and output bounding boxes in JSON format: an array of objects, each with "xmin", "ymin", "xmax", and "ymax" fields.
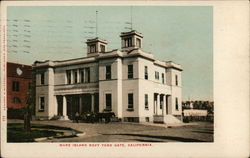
[
  {"xmin": 153, "ymin": 93, "xmax": 171, "ymax": 123},
  {"xmin": 55, "ymin": 93, "xmax": 99, "ymax": 120}
]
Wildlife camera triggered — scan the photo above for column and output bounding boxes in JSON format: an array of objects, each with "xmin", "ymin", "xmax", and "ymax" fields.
[
  {"xmin": 167, "ymin": 95, "xmax": 171, "ymax": 115},
  {"xmin": 156, "ymin": 94, "xmax": 160, "ymax": 115},
  {"xmin": 77, "ymin": 69, "xmax": 80, "ymax": 83},
  {"xmin": 91, "ymin": 93, "xmax": 95, "ymax": 112},
  {"xmin": 162, "ymin": 94, "xmax": 166, "ymax": 116},
  {"xmin": 62, "ymin": 95, "xmax": 68, "ymax": 120},
  {"xmin": 154, "ymin": 94, "xmax": 156, "ymax": 114},
  {"xmin": 54, "ymin": 96, "xmax": 58, "ymax": 116}
]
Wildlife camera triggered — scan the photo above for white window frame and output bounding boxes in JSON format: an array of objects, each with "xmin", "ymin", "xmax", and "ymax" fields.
[
  {"xmin": 105, "ymin": 93, "xmax": 112, "ymax": 111},
  {"xmin": 128, "ymin": 64, "xmax": 133, "ymax": 79},
  {"xmin": 128, "ymin": 93, "xmax": 134, "ymax": 109},
  {"xmin": 145, "ymin": 94, "xmax": 149, "ymax": 110},
  {"xmin": 39, "ymin": 96, "xmax": 45, "ymax": 111}
]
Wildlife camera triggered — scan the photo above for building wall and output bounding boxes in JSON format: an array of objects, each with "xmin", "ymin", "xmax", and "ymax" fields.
[
  {"xmin": 137, "ymin": 57, "xmax": 173, "ymax": 122},
  {"xmin": 99, "ymin": 58, "xmax": 123, "ymax": 118},
  {"xmin": 7, "ymin": 77, "xmax": 31, "ymax": 109},
  {"xmin": 167, "ymin": 69, "xmax": 182, "ymax": 115},
  {"xmin": 7, "ymin": 62, "xmax": 32, "ymax": 109},
  {"xmin": 34, "ymin": 54, "xmax": 182, "ymax": 122},
  {"xmin": 54, "ymin": 62, "xmax": 99, "ymax": 85},
  {"xmin": 35, "ymin": 68, "xmax": 55, "ymax": 119},
  {"xmin": 122, "ymin": 80, "xmax": 139, "ymax": 118}
]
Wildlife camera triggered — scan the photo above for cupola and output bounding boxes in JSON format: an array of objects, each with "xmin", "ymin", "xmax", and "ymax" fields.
[
  {"xmin": 120, "ymin": 30, "xmax": 143, "ymax": 51},
  {"xmin": 86, "ymin": 38, "xmax": 108, "ymax": 57}
]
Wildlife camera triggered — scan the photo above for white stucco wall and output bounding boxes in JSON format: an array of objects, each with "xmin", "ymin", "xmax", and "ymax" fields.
[
  {"xmin": 34, "ymin": 51, "xmax": 182, "ymax": 122},
  {"xmin": 35, "ymin": 67, "xmax": 55, "ymax": 119},
  {"xmin": 99, "ymin": 58, "xmax": 123, "ymax": 118}
]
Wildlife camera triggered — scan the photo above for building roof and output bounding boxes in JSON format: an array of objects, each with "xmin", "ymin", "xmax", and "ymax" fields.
[
  {"xmin": 86, "ymin": 37, "xmax": 108, "ymax": 44},
  {"xmin": 33, "ymin": 30, "xmax": 182, "ymax": 71},
  {"xmin": 33, "ymin": 48, "xmax": 182, "ymax": 71},
  {"xmin": 7, "ymin": 62, "xmax": 32, "ymax": 79},
  {"xmin": 120, "ymin": 30, "xmax": 143, "ymax": 38}
]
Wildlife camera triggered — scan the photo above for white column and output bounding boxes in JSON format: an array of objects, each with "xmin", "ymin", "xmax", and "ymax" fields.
[
  {"xmin": 154, "ymin": 94, "xmax": 156, "ymax": 114},
  {"xmin": 54, "ymin": 96, "xmax": 58, "ymax": 116},
  {"xmin": 62, "ymin": 95, "xmax": 68, "ymax": 120},
  {"xmin": 162, "ymin": 94, "xmax": 166, "ymax": 116},
  {"xmin": 156, "ymin": 94, "xmax": 160, "ymax": 115},
  {"xmin": 91, "ymin": 93, "xmax": 95, "ymax": 112},
  {"xmin": 71, "ymin": 70, "xmax": 73, "ymax": 84},
  {"xmin": 77, "ymin": 69, "xmax": 80, "ymax": 83},
  {"xmin": 167, "ymin": 95, "xmax": 172, "ymax": 115}
]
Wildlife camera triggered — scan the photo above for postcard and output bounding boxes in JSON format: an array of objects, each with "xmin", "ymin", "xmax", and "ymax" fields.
[{"xmin": 0, "ymin": 1, "xmax": 249, "ymax": 158}]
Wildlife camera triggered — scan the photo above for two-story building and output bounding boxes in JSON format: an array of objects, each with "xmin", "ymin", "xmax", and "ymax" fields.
[
  {"xmin": 7, "ymin": 62, "xmax": 32, "ymax": 109},
  {"xmin": 33, "ymin": 30, "xmax": 183, "ymax": 124}
]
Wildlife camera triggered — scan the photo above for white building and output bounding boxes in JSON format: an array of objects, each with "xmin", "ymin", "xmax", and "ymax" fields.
[{"xmin": 33, "ymin": 30, "xmax": 183, "ymax": 124}]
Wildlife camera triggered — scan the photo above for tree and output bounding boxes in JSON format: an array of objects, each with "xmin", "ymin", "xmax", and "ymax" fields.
[{"xmin": 24, "ymin": 84, "xmax": 34, "ymax": 132}]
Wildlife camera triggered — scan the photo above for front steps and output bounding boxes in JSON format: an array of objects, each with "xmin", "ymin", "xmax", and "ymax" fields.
[{"xmin": 153, "ymin": 114, "xmax": 182, "ymax": 124}]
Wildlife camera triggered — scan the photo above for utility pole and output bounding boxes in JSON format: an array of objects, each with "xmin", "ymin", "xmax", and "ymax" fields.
[{"xmin": 96, "ymin": 10, "xmax": 98, "ymax": 37}]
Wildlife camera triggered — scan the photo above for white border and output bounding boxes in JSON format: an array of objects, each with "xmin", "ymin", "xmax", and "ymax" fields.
[{"xmin": 1, "ymin": 1, "xmax": 249, "ymax": 158}]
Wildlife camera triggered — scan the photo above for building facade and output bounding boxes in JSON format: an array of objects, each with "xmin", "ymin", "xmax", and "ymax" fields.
[
  {"xmin": 7, "ymin": 62, "xmax": 32, "ymax": 109},
  {"xmin": 33, "ymin": 30, "xmax": 183, "ymax": 124}
]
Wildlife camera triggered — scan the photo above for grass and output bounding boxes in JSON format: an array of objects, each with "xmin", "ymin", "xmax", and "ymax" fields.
[{"xmin": 7, "ymin": 123, "xmax": 80, "ymax": 142}]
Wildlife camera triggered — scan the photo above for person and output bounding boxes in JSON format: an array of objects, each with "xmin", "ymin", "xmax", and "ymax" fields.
[{"xmin": 75, "ymin": 112, "xmax": 80, "ymax": 123}]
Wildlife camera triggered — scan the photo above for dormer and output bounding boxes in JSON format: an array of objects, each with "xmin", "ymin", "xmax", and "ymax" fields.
[
  {"xmin": 86, "ymin": 38, "xmax": 108, "ymax": 57},
  {"xmin": 120, "ymin": 30, "xmax": 143, "ymax": 51}
]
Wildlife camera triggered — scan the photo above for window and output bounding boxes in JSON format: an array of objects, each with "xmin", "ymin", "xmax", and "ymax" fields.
[
  {"xmin": 124, "ymin": 37, "xmax": 132, "ymax": 47},
  {"xmin": 12, "ymin": 97, "xmax": 21, "ymax": 104},
  {"xmin": 106, "ymin": 65, "xmax": 111, "ymax": 80},
  {"xmin": 162, "ymin": 73, "xmax": 165, "ymax": 84},
  {"xmin": 145, "ymin": 94, "xmax": 148, "ymax": 109},
  {"xmin": 136, "ymin": 38, "xmax": 141, "ymax": 48},
  {"xmin": 128, "ymin": 93, "xmax": 134, "ymax": 109},
  {"xmin": 66, "ymin": 70, "xmax": 71, "ymax": 84},
  {"xmin": 80, "ymin": 69, "xmax": 84, "ymax": 83},
  {"xmin": 105, "ymin": 94, "xmax": 112, "ymax": 110},
  {"xmin": 175, "ymin": 97, "xmax": 179, "ymax": 110},
  {"xmin": 144, "ymin": 66, "xmax": 148, "ymax": 80},
  {"xmin": 12, "ymin": 81, "xmax": 19, "ymax": 91},
  {"xmin": 73, "ymin": 70, "xmax": 78, "ymax": 84},
  {"xmin": 155, "ymin": 71, "xmax": 159, "ymax": 80},
  {"xmin": 85, "ymin": 67, "xmax": 90, "ymax": 83},
  {"xmin": 39, "ymin": 97, "xmax": 45, "ymax": 111},
  {"xmin": 41, "ymin": 72, "xmax": 45, "ymax": 85},
  {"xmin": 100, "ymin": 44, "xmax": 105, "ymax": 52},
  {"xmin": 175, "ymin": 75, "xmax": 178, "ymax": 86},
  {"xmin": 128, "ymin": 64, "xmax": 133, "ymax": 79},
  {"xmin": 89, "ymin": 44, "xmax": 96, "ymax": 53}
]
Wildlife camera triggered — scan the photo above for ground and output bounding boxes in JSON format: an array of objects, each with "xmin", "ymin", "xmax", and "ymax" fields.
[
  {"xmin": 7, "ymin": 123, "xmax": 81, "ymax": 142},
  {"xmin": 7, "ymin": 120, "xmax": 213, "ymax": 142}
]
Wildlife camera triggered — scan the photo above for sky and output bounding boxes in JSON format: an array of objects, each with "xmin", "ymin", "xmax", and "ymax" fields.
[{"xmin": 7, "ymin": 6, "xmax": 213, "ymax": 101}]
